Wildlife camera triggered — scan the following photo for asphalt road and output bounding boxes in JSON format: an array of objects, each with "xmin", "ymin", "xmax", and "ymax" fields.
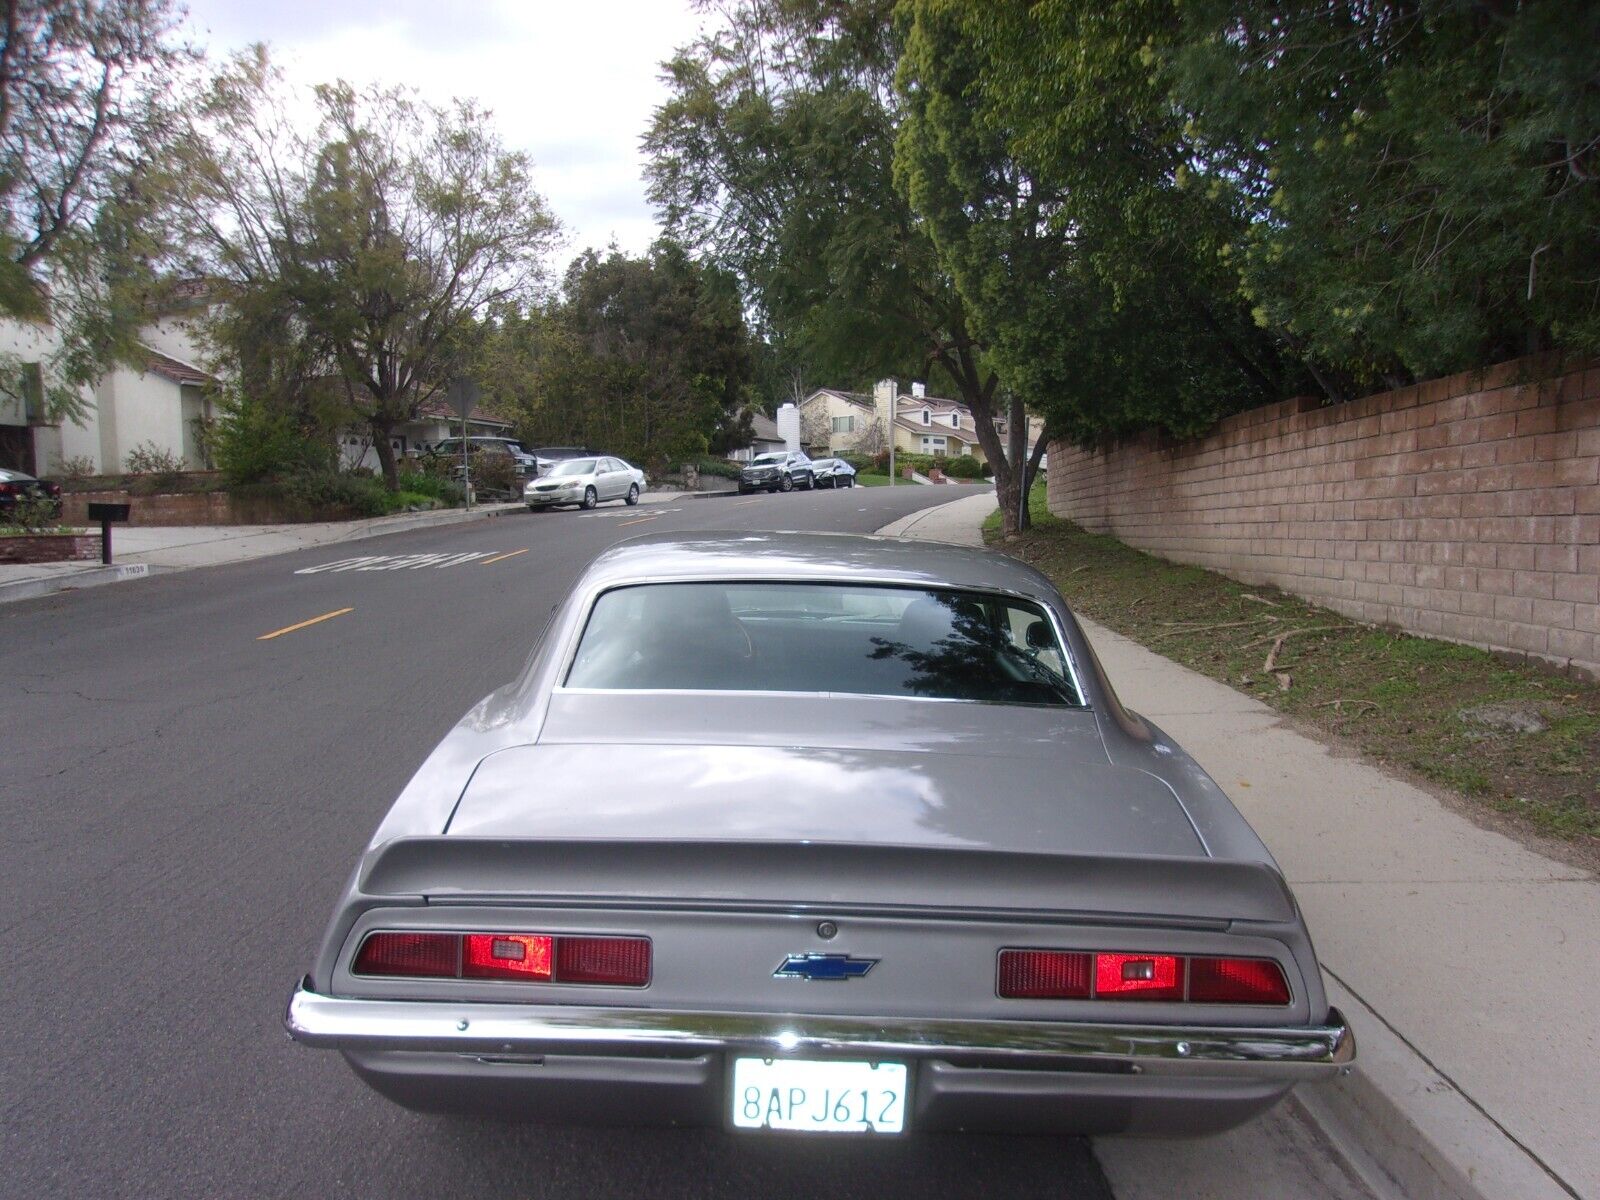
[{"xmin": 1, "ymin": 484, "xmax": 1114, "ymax": 1200}]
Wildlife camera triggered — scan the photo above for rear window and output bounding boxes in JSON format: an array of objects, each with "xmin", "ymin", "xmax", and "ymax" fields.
[{"xmin": 565, "ymin": 582, "xmax": 1082, "ymax": 706}]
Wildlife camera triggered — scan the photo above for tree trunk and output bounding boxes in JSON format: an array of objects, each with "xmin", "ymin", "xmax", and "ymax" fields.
[{"xmin": 371, "ymin": 417, "xmax": 400, "ymax": 491}]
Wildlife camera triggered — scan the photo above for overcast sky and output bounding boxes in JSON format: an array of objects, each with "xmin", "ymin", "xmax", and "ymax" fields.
[{"xmin": 179, "ymin": 0, "xmax": 710, "ymax": 262}]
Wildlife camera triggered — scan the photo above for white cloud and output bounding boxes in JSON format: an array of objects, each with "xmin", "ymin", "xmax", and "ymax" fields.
[{"xmin": 180, "ymin": 0, "xmax": 710, "ymax": 261}]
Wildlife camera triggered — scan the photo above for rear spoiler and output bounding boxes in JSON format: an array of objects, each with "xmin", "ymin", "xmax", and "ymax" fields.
[{"xmin": 359, "ymin": 838, "xmax": 1296, "ymax": 926}]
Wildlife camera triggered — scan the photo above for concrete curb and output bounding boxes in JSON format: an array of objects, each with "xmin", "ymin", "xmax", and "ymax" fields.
[
  {"xmin": 0, "ymin": 562, "xmax": 150, "ymax": 604},
  {"xmin": 1294, "ymin": 976, "xmax": 1574, "ymax": 1200}
]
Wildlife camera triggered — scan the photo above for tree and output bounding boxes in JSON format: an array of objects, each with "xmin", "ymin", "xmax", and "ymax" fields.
[
  {"xmin": 175, "ymin": 51, "xmax": 559, "ymax": 489},
  {"xmin": 895, "ymin": 0, "xmax": 1305, "ymax": 463},
  {"xmin": 1175, "ymin": 0, "xmax": 1600, "ymax": 379},
  {"xmin": 644, "ymin": 0, "xmax": 1038, "ymax": 534},
  {"xmin": 0, "ymin": 0, "xmax": 191, "ymax": 419},
  {"xmin": 475, "ymin": 244, "xmax": 756, "ymax": 467}
]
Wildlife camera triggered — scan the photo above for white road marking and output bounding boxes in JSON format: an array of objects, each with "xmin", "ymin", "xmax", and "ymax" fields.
[{"xmin": 295, "ymin": 551, "xmax": 496, "ymax": 574}]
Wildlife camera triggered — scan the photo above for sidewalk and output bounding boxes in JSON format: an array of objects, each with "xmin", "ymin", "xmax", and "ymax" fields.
[
  {"xmin": 880, "ymin": 492, "xmax": 1594, "ymax": 1200},
  {"xmin": 1, "ymin": 491, "xmax": 686, "ymax": 603}
]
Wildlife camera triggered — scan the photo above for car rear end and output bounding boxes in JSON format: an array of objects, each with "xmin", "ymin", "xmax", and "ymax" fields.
[
  {"xmin": 288, "ymin": 700, "xmax": 1351, "ymax": 1137},
  {"xmin": 0, "ymin": 470, "xmax": 62, "ymax": 515}
]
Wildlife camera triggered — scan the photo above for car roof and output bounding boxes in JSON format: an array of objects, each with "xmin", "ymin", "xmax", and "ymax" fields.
[
  {"xmin": 583, "ymin": 530, "xmax": 1058, "ymax": 600},
  {"xmin": 0, "ymin": 467, "xmax": 36, "ymax": 481}
]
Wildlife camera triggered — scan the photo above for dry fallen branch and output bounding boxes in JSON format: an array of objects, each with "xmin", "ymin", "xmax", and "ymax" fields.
[
  {"xmin": 1241, "ymin": 593, "xmax": 1279, "ymax": 608},
  {"xmin": 1316, "ymin": 698, "xmax": 1380, "ymax": 716},
  {"xmin": 1241, "ymin": 624, "xmax": 1349, "ymax": 652},
  {"xmin": 1151, "ymin": 618, "xmax": 1270, "ymax": 640},
  {"xmin": 1275, "ymin": 672, "xmax": 1293, "ymax": 692}
]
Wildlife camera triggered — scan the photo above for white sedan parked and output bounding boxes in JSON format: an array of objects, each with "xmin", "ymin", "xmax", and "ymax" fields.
[{"xmin": 524, "ymin": 456, "xmax": 647, "ymax": 511}]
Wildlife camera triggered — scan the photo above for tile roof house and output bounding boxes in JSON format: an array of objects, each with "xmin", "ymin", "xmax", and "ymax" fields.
[{"xmin": 797, "ymin": 379, "xmax": 1044, "ymax": 464}]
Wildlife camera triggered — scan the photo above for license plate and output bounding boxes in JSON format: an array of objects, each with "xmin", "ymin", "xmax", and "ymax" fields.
[{"xmin": 731, "ymin": 1058, "xmax": 908, "ymax": 1134}]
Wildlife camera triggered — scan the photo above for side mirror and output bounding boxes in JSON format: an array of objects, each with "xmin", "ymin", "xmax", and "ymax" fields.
[{"xmin": 1025, "ymin": 620, "xmax": 1053, "ymax": 651}]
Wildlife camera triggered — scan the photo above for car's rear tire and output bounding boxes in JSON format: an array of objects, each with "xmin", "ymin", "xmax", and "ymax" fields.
[
  {"xmin": 581, "ymin": 486, "xmax": 598, "ymax": 510},
  {"xmin": 802, "ymin": 472, "xmax": 815, "ymax": 490},
  {"xmin": 845, "ymin": 476, "xmax": 855, "ymax": 488},
  {"xmin": 625, "ymin": 484, "xmax": 639, "ymax": 506},
  {"xmin": 779, "ymin": 474, "xmax": 794, "ymax": 492}
]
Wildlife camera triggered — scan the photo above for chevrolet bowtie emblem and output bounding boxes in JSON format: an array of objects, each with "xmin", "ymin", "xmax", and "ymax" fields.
[{"xmin": 774, "ymin": 953, "xmax": 878, "ymax": 981}]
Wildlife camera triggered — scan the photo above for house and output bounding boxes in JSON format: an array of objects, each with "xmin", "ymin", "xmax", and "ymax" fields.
[
  {"xmin": 726, "ymin": 411, "xmax": 786, "ymax": 463},
  {"xmin": 338, "ymin": 396, "xmax": 517, "ymax": 472},
  {"xmin": 1, "ymin": 309, "xmax": 219, "ymax": 475},
  {"xmin": 797, "ymin": 379, "xmax": 1045, "ymax": 465}
]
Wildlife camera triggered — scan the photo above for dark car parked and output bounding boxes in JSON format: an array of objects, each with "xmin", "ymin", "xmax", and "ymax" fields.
[
  {"xmin": 0, "ymin": 468, "xmax": 63, "ymax": 517},
  {"xmin": 811, "ymin": 458, "xmax": 858, "ymax": 488},
  {"xmin": 431, "ymin": 437, "xmax": 538, "ymax": 478},
  {"xmin": 739, "ymin": 451, "xmax": 814, "ymax": 493}
]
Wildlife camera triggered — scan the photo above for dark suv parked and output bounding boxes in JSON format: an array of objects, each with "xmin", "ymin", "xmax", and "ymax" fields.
[{"xmin": 739, "ymin": 451, "xmax": 814, "ymax": 493}]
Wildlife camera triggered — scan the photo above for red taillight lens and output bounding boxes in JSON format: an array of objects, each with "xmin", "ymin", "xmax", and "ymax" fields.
[
  {"xmin": 462, "ymin": 933, "xmax": 553, "ymax": 981},
  {"xmin": 353, "ymin": 931, "xmax": 459, "ymax": 977},
  {"xmin": 353, "ymin": 930, "xmax": 651, "ymax": 986},
  {"xmin": 1094, "ymin": 953, "xmax": 1184, "ymax": 1000},
  {"xmin": 0, "ymin": 483, "xmax": 17, "ymax": 496},
  {"xmin": 1189, "ymin": 957, "xmax": 1290, "ymax": 1005},
  {"xmin": 997, "ymin": 949, "xmax": 1092, "ymax": 998},
  {"xmin": 556, "ymin": 936, "xmax": 652, "ymax": 986}
]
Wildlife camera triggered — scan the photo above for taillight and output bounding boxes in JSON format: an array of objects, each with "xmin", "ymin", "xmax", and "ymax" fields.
[
  {"xmin": 557, "ymin": 936, "xmax": 653, "ymax": 986},
  {"xmin": 354, "ymin": 931, "xmax": 459, "ymax": 977},
  {"xmin": 0, "ymin": 483, "xmax": 17, "ymax": 496},
  {"xmin": 1094, "ymin": 953, "xmax": 1183, "ymax": 1001},
  {"xmin": 353, "ymin": 931, "xmax": 650, "ymax": 987},
  {"xmin": 997, "ymin": 948, "xmax": 1290, "ymax": 1004},
  {"xmin": 997, "ymin": 949, "xmax": 1091, "ymax": 998},
  {"xmin": 1189, "ymin": 956, "xmax": 1290, "ymax": 1005},
  {"xmin": 462, "ymin": 934, "xmax": 553, "ymax": 981}
]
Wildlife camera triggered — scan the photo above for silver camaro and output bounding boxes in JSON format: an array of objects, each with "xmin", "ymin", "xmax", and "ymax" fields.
[{"xmin": 286, "ymin": 532, "xmax": 1353, "ymax": 1136}]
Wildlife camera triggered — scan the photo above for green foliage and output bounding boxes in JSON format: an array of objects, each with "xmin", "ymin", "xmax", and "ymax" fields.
[
  {"xmin": 940, "ymin": 454, "xmax": 986, "ymax": 479},
  {"xmin": 644, "ymin": 1, "xmax": 1023, "ymax": 521},
  {"xmin": 686, "ymin": 455, "xmax": 742, "ymax": 480},
  {"xmin": 174, "ymin": 50, "xmax": 559, "ymax": 490},
  {"xmin": 396, "ymin": 470, "xmax": 465, "ymax": 506},
  {"xmin": 0, "ymin": 492, "xmax": 69, "ymax": 533},
  {"xmin": 474, "ymin": 245, "xmax": 756, "ymax": 467},
  {"xmin": 1175, "ymin": 0, "xmax": 1600, "ymax": 377},
  {"xmin": 0, "ymin": 1, "xmax": 193, "ymax": 423},
  {"xmin": 123, "ymin": 442, "xmax": 184, "ymax": 477},
  {"xmin": 212, "ymin": 392, "xmax": 336, "ymax": 486},
  {"xmin": 53, "ymin": 455, "xmax": 98, "ymax": 481}
]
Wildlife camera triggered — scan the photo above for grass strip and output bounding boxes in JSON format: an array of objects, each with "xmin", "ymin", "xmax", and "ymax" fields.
[{"xmin": 989, "ymin": 485, "xmax": 1600, "ymax": 851}]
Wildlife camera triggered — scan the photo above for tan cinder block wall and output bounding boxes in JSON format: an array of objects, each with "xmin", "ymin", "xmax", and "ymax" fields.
[{"xmin": 1046, "ymin": 355, "xmax": 1600, "ymax": 678}]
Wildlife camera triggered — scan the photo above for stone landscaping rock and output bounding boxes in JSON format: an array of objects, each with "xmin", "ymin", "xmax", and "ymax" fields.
[{"xmin": 1458, "ymin": 702, "xmax": 1549, "ymax": 735}]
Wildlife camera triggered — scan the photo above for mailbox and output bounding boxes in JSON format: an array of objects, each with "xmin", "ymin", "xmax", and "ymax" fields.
[{"xmin": 85, "ymin": 501, "xmax": 131, "ymax": 565}]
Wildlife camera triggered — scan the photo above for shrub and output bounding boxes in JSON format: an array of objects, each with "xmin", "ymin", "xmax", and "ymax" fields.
[
  {"xmin": 687, "ymin": 455, "xmax": 742, "ymax": 480},
  {"xmin": 53, "ymin": 455, "xmax": 98, "ymax": 481},
  {"xmin": 213, "ymin": 396, "xmax": 335, "ymax": 486},
  {"xmin": 943, "ymin": 454, "xmax": 985, "ymax": 479},
  {"xmin": 0, "ymin": 493, "xmax": 70, "ymax": 533},
  {"xmin": 469, "ymin": 451, "xmax": 519, "ymax": 497},
  {"xmin": 397, "ymin": 471, "xmax": 465, "ymax": 506},
  {"xmin": 124, "ymin": 441, "xmax": 184, "ymax": 476}
]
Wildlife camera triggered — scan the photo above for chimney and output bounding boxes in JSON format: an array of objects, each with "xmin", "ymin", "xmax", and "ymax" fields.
[
  {"xmin": 911, "ymin": 382, "xmax": 926, "ymax": 399},
  {"xmin": 873, "ymin": 378, "xmax": 897, "ymax": 432},
  {"xmin": 776, "ymin": 402, "xmax": 800, "ymax": 452}
]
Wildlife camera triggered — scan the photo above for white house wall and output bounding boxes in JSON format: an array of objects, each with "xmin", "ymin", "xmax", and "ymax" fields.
[
  {"xmin": 0, "ymin": 316, "xmax": 102, "ymax": 473},
  {"xmin": 103, "ymin": 365, "xmax": 188, "ymax": 472}
]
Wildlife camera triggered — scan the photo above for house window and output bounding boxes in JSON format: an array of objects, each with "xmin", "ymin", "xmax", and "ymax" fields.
[
  {"xmin": 19, "ymin": 362, "xmax": 44, "ymax": 424},
  {"xmin": 920, "ymin": 436, "xmax": 948, "ymax": 456},
  {"xmin": 920, "ymin": 409, "xmax": 931, "ymax": 425},
  {"xmin": 831, "ymin": 415, "xmax": 855, "ymax": 433},
  {"xmin": 949, "ymin": 413, "xmax": 960, "ymax": 429}
]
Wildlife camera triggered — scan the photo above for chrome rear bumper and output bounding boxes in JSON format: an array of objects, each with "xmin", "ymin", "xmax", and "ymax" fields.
[{"xmin": 285, "ymin": 981, "xmax": 1354, "ymax": 1082}]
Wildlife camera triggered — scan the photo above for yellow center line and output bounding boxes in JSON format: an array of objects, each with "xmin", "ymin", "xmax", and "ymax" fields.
[
  {"xmin": 257, "ymin": 607, "xmax": 354, "ymax": 641},
  {"xmin": 617, "ymin": 514, "xmax": 661, "ymax": 527},
  {"xmin": 480, "ymin": 548, "xmax": 530, "ymax": 566}
]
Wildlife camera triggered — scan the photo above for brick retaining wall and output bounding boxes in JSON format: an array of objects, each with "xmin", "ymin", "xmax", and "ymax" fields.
[
  {"xmin": 0, "ymin": 534, "xmax": 99, "ymax": 564},
  {"xmin": 1046, "ymin": 355, "xmax": 1600, "ymax": 677},
  {"xmin": 62, "ymin": 490, "xmax": 321, "ymax": 526}
]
